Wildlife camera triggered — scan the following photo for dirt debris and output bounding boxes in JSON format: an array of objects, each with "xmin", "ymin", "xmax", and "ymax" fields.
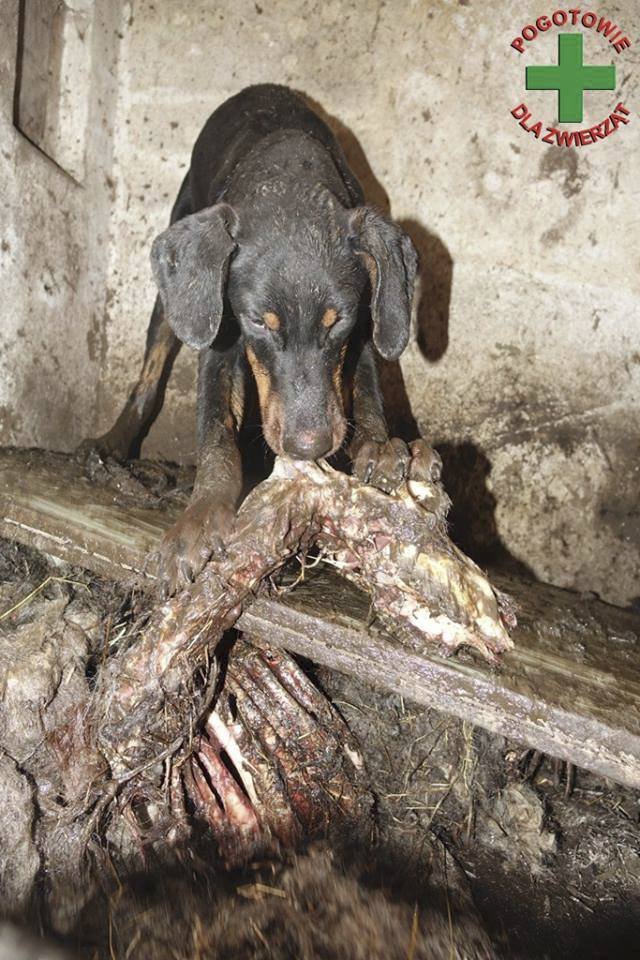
[
  {"xmin": 0, "ymin": 537, "xmax": 639, "ymax": 958},
  {"xmin": 318, "ymin": 667, "xmax": 640, "ymax": 959}
]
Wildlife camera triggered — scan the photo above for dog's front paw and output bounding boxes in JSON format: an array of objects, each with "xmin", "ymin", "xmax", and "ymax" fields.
[
  {"xmin": 152, "ymin": 496, "xmax": 236, "ymax": 597},
  {"xmin": 76, "ymin": 430, "xmax": 130, "ymax": 464},
  {"xmin": 405, "ymin": 439, "xmax": 443, "ymax": 484},
  {"xmin": 352, "ymin": 437, "xmax": 443, "ymax": 494},
  {"xmin": 352, "ymin": 437, "xmax": 411, "ymax": 493}
]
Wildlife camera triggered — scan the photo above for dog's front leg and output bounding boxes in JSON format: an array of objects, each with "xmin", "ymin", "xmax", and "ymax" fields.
[
  {"xmin": 349, "ymin": 341, "xmax": 442, "ymax": 492},
  {"xmin": 156, "ymin": 345, "xmax": 243, "ymax": 596}
]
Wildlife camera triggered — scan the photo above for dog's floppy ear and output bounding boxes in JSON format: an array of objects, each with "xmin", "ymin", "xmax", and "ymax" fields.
[
  {"xmin": 348, "ymin": 207, "xmax": 418, "ymax": 360},
  {"xmin": 151, "ymin": 204, "xmax": 238, "ymax": 350}
]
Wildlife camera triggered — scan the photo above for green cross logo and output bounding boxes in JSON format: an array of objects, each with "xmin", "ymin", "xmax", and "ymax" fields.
[{"xmin": 526, "ymin": 33, "xmax": 616, "ymax": 123}]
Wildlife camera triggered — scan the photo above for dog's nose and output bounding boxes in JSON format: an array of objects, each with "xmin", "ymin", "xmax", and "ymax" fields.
[{"xmin": 282, "ymin": 429, "xmax": 333, "ymax": 460}]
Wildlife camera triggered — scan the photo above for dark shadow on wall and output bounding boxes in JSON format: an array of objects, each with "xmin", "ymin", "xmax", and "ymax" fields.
[
  {"xmin": 437, "ymin": 441, "xmax": 536, "ymax": 579},
  {"xmin": 399, "ymin": 218, "xmax": 453, "ymax": 363}
]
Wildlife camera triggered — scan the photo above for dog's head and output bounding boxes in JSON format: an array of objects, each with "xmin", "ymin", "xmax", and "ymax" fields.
[{"xmin": 151, "ymin": 199, "xmax": 417, "ymax": 460}]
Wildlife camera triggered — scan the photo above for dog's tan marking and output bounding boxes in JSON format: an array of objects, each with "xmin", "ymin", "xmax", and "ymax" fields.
[
  {"xmin": 246, "ymin": 345, "xmax": 283, "ymax": 452},
  {"xmin": 131, "ymin": 322, "xmax": 176, "ymax": 417},
  {"xmin": 246, "ymin": 345, "xmax": 272, "ymax": 407},
  {"xmin": 322, "ymin": 307, "xmax": 338, "ymax": 329},
  {"xmin": 230, "ymin": 367, "xmax": 245, "ymax": 428},
  {"xmin": 333, "ymin": 342, "xmax": 348, "ymax": 409},
  {"xmin": 138, "ymin": 324, "xmax": 174, "ymax": 391},
  {"xmin": 263, "ymin": 311, "xmax": 281, "ymax": 331}
]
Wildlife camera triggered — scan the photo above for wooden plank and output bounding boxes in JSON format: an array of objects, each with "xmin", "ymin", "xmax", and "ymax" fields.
[
  {"xmin": 0, "ymin": 448, "xmax": 181, "ymax": 581},
  {"xmin": 241, "ymin": 574, "xmax": 640, "ymax": 789},
  {"xmin": 1, "ymin": 447, "xmax": 639, "ymax": 789}
]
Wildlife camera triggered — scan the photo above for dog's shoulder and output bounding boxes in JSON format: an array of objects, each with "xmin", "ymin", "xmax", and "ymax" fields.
[{"xmin": 190, "ymin": 85, "xmax": 363, "ymax": 210}]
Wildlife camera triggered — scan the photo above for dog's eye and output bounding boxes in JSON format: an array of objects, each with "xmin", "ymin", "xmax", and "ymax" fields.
[{"xmin": 247, "ymin": 311, "xmax": 280, "ymax": 332}]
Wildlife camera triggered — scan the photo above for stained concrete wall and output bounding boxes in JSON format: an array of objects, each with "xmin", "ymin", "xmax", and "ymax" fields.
[
  {"xmin": 2, "ymin": 0, "xmax": 639, "ymax": 606},
  {"xmin": 0, "ymin": 0, "xmax": 122, "ymax": 449}
]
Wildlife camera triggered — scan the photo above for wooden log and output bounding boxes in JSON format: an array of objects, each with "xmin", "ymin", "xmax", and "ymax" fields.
[{"xmin": 1, "ymin": 447, "xmax": 639, "ymax": 789}]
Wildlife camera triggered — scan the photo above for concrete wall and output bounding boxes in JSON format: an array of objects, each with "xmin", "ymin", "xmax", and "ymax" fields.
[
  {"xmin": 2, "ymin": 0, "xmax": 638, "ymax": 606},
  {"xmin": 0, "ymin": 0, "xmax": 122, "ymax": 449}
]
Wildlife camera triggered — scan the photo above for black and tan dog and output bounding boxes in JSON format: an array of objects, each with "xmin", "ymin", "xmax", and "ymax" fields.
[{"xmin": 85, "ymin": 84, "xmax": 437, "ymax": 594}]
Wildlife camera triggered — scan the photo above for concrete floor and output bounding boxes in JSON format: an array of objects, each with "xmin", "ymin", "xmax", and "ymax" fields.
[{"xmin": 1, "ymin": 0, "xmax": 638, "ymax": 604}]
